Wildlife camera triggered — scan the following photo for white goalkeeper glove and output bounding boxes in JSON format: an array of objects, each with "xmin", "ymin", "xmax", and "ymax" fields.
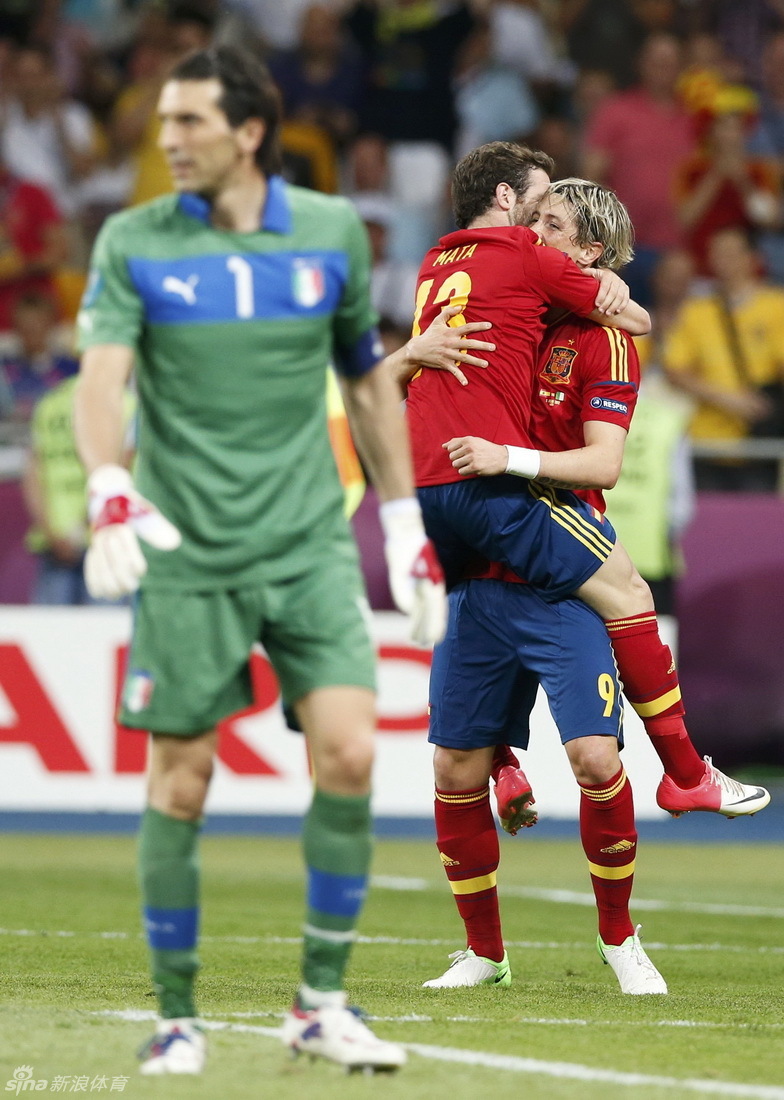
[
  {"xmin": 379, "ymin": 497, "xmax": 447, "ymax": 647},
  {"xmin": 85, "ymin": 464, "xmax": 182, "ymax": 599}
]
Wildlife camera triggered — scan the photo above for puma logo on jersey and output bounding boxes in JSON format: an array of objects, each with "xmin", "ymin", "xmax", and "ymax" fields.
[
  {"xmin": 440, "ymin": 852, "xmax": 460, "ymax": 867},
  {"xmin": 667, "ymin": 660, "xmax": 676, "ymax": 674},
  {"xmin": 163, "ymin": 274, "xmax": 200, "ymax": 304},
  {"xmin": 599, "ymin": 839, "xmax": 636, "ymax": 854}
]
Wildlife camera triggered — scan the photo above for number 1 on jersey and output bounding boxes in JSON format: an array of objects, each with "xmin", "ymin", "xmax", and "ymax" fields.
[{"xmin": 227, "ymin": 256, "xmax": 255, "ymax": 319}]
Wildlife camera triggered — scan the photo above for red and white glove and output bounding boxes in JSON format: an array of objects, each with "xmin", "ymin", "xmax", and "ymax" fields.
[
  {"xmin": 85, "ymin": 464, "xmax": 182, "ymax": 599},
  {"xmin": 379, "ymin": 497, "xmax": 446, "ymax": 647}
]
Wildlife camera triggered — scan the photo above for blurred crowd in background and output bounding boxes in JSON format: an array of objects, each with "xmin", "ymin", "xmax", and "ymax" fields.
[{"xmin": 3, "ymin": 0, "xmax": 784, "ymax": 606}]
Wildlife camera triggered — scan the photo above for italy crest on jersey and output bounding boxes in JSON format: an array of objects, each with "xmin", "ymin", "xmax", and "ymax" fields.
[
  {"xmin": 292, "ymin": 259, "xmax": 326, "ymax": 308},
  {"xmin": 541, "ymin": 345, "xmax": 578, "ymax": 385},
  {"xmin": 124, "ymin": 669, "xmax": 155, "ymax": 714}
]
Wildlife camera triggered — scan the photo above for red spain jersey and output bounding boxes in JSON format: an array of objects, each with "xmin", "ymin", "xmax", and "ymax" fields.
[
  {"xmin": 406, "ymin": 225, "xmax": 598, "ymax": 486},
  {"xmin": 530, "ymin": 316, "xmax": 640, "ymax": 512}
]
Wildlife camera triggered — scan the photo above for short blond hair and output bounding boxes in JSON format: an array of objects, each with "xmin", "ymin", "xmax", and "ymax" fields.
[{"xmin": 545, "ymin": 178, "xmax": 635, "ymax": 270}]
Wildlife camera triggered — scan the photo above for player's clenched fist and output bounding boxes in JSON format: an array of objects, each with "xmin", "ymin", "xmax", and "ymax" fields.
[
  {"xmin": 379, "ymin": 497, "xmax": 446, "ymax": 647},
  {"xmin": 85, "ymin": 464, "xmax": 182, "ymax": 599}
]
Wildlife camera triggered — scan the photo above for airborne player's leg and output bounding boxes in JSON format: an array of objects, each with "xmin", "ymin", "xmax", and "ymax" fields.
[
  {"xmin": 578, "ymin": 544, "xmax": 770, "ymax": 818},
  {"xmin": 490, "ymin": 743, "xmax": 538, "ymax": 834}
]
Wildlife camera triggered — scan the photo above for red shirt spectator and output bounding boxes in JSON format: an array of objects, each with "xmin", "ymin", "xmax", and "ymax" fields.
[
  {"xmin": 583, "ymin": 34, "xmax": 695, "ymax": 250},
  {"xmin": 675, "ymin": 106, "xmax": 781, "ymax": 276},
  {"xmin": 0, "ymin": 167, "xmax": 66, "ymax": 330}
]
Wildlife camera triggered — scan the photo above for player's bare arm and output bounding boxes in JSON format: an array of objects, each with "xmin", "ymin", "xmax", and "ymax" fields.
[
  {"xmin": 75, "ymin": 344, "xmax": 181, "ymax": 599},
  {"xmin": 341, "ymin": 361, "xmax": 418, "ymax": 502},
  {"xmin": 387, "ymin": 304, "xmax": 495, "ymax": 391},
  {"xmin": 586, "ymin": 270, "xmax": 651, "ymax": 334},
  {"xmin": 342, "ymin": 360, "xmax": 447, "ymax": 646},
  {"xmin": 74, "ymin": 344, "xmax": 135, "ymax": 470},
  {"xmin": 444, "ymin": 420, "xmax": 628, "ymax": 489}
]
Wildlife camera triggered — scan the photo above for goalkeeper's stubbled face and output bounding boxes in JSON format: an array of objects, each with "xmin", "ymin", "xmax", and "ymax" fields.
[{"xmin": 157, "ymin": 77, "xmax": 252, "ymax": 197}]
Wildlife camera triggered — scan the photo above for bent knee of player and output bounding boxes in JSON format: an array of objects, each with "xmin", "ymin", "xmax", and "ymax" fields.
[
  {"xmin": 576, "ymin": 542, "xmax": 655, "ymax": 620},
  {"xmin": 147, "ymin": 731, "xmax": 216, "ymax": 820},
  {"xmin": 433, "ymin": 744, "xmax": 492, "ymax": 790},
  {"xmin": 297, "ymin": 686, "xmax": 376, "ymax": 793},
  {"xmin": 313, "ymin": 733, "xmax": 374, "ymax": 793},
  {"xmin": 565, "ymin": 735, "xmax": 621, "ymax": 787}
]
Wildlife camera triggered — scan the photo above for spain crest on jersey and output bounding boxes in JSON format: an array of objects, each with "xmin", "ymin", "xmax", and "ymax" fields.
[
  {"xmin": 292, "ymin": 258, "xmax": 326, "ymax": 308},
  {"xmin": 541, "ymin": 345, "xmax": 578, "ymax": 385}
]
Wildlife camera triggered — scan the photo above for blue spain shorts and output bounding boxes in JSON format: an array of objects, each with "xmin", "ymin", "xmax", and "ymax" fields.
[
  {"xmin": 418, "ymin": 476, "xmax": 616, "ymax": 598},
  {"xmin": 428, "ymin": 579, "xmax": 624, "ymax": 750}
]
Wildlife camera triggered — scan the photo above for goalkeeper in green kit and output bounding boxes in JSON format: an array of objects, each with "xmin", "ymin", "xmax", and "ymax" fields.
[{"xmin": 74, "ymin": 46, "xmax": 489, "ymax": 1075}]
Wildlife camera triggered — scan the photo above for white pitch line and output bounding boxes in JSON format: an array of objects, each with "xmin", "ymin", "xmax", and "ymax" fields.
[
  {"xmin": 500, "ymin": 885, "xmax": 784, "ymax": 919},
  {"xmin": 96, "ymin": 1011, "xmax": 784, "ymax": 1098},
  {"xmin": 370, "ymin": 875, "xmax": 784, "ymax": 919},
  {"xmin": 375, "ymin": 1016, "xmax": 784, "ymax": 1032},
  {"xmin": 96, "ymin": 1009, "xmax": 784, "ymax": 1033},
  {"xmin": 406, "ymin": 1042, "xmax": 784, "ymax": 1099},
  {"xmin": 2, "ymin": 927, "xmax": 782, "ymax": 953},
  {"xmin": 372, "ymin": 875, "xmax": 429, "ymax": 890}
]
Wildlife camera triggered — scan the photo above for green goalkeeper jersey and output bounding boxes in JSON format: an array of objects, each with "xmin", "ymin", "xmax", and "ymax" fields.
[{"xmin": 78, "ymin": 178, "xmax": 381, "ymax": 589}]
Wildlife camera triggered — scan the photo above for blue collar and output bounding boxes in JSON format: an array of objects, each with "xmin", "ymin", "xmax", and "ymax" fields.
[{"xmin": 177, "ymin": 175, "xmax": 292, "ymax": 233}]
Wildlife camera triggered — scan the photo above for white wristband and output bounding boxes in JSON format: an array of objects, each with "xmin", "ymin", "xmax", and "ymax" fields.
[{"xmin": 505, "ymin": 446, "xmax": 541, "ymax": 479}]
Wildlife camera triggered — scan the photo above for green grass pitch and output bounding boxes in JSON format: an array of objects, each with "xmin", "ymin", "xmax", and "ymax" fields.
[{"xmin": 1, "ymin": 833, "xmax": 783, "ymax": 1100}]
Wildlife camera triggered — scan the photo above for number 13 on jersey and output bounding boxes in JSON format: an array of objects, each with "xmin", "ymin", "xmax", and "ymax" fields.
[{"xmin": 412, "ymin": 271, "xmax": 473, "ymax": 335}]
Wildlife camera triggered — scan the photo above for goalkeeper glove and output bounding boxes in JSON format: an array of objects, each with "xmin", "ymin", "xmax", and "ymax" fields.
[
  {"xmin": 379, "ymin": 497, "xmax": 446, "ymax": 647},
  {"xmin": 85, "ymin": 464, "xmax": 181, "ymax": 599}
]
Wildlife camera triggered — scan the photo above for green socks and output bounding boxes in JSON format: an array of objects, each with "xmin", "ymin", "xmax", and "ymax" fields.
[
  {"xmin": 138, "ymin": 806, "xmax": 200, "ymax": 1018},
  {"xmin": 301, "ymin": 789, "xmax": 372, "ymax": 993}
]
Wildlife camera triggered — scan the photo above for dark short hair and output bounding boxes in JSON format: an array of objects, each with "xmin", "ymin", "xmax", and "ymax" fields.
[
  {"xmin": 169, "ymin": 46, "xmax": 283, "ymax": 175},
  {"xmin": 167, "ymin": 0, "xmax": 217, "ymax": 33},
  {"xmin": 451, "ymin": 142, "xmax": 554, "ymax": 229}
]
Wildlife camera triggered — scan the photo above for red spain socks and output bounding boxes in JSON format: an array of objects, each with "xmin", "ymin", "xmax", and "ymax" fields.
[
  {"xmin": 490, "ymin": 743, "xmax": 520, "ymax": 783},
  {"xmin": 434, "ymin": 786, "xmax": 504, "ymax": 962},
  {"xmin": 605, "ymin": 612, "xmax": 705, "ymax": 789},
  {"xmin": 579, "ymin": 767, "xmax": 636, "ymax": 946}
]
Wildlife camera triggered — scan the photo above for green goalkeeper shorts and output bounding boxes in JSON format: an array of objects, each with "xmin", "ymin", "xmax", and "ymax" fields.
[{"xmin": 119, "ymin": 555, "xmax": 376, "ymax": 734}]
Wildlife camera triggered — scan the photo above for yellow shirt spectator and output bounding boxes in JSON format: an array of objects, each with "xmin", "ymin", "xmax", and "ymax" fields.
[{"xmin": 664, "ymin": 287, "xmax": 784, "ymax": 441}]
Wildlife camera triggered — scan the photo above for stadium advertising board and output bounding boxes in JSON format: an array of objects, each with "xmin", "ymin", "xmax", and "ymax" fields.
[{"xmin": 0, "ymin": 608, "xmax": 664, "ymax": 819}]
